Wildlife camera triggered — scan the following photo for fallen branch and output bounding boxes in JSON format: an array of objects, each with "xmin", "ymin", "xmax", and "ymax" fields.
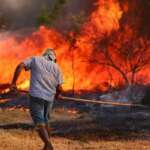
[{"xmin": 60, "ymin": 96, "xmax": 148, "ymax": 108}]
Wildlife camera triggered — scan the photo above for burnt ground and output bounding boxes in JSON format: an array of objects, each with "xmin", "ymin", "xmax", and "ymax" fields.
[
  {"xmin": 0, "ymin": 91, "xmax": 150, "ymax": 134},
  {"xmin": 1, "ymin": 92, "xmax": 150, "ymax": 149}
]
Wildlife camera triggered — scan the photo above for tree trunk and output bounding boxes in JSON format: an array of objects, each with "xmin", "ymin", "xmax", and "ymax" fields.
[{"xmin": 108, "ymin": 64, "xmax": 130, "ymax": 86}]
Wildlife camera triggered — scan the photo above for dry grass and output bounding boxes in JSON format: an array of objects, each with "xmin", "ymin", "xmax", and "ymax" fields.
[
  {"xmin": 1, "ymin": 109, "xmax": 150, "ymax": 150},
  {"xmin": 1, "ymin": 129, "xmax": 150, "ymax": 150}
]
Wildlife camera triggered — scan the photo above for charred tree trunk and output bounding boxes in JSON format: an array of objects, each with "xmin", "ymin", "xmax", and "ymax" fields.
[
  {"xmin": 108, "ymin": 64, "xmax": 130, "ymax": 86},
  {"xmin": 130, "ymin": 71, "xmax": 136, "ymax": 85}
]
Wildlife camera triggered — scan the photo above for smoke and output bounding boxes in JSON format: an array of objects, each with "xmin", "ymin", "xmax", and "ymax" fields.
[
  {"xmin": 0, "ymin": 0, "xmax": 53, "ymax": 29},
  {"xmin": 52, "ymin": 0, "xmax": 94, "ymax": 33},
  {"xmin": 0, "ymin": 0, "xmax": 93, "ymax": 31},
  {"xmin": 2, "ymin": 0, "xmax": 31, "ymax": 11},
  {"xmin": 0, "ymin": 0, "xmax": 149, "ymax": 35}
]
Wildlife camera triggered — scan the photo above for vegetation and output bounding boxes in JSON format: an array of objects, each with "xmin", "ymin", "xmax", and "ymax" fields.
[
  {"xmin": 37, "ymin": 0, "xmax": 71, "ymax": 27},
  {"xmin": 87, "ymin": 0, "xmax": 150, "ymax": 87},
  {"xmin": 90, "ymin": 33, "xmax": 150, "ymax": 86},
  {"xmin": 66, "ymin": 13, "xmax": 87, "ymax": 95}
]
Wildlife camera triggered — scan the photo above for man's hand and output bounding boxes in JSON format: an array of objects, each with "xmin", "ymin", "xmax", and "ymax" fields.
[
  {"xmin": 58, "ymin": 94, "xmax": 63, "ymax": 99},
  {"xmin": 55, "ymin": 93, "xmax": 62, "ymax": 100},
  {"xmin": 55, "ymin": 85, "xmax": 63, "ymax": 100},
  {"xmin": 11, "ymin": 63, "xmax": 25, "ymax": 89}
]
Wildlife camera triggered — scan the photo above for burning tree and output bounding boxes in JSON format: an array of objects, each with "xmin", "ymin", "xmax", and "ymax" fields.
[
  {"xmin": 91, "ymin": 28, "xmax": 150, "ymax": 87},
  {"xmin": 84, "ymin": 0, "xmax": 150, "ymax": 88}
]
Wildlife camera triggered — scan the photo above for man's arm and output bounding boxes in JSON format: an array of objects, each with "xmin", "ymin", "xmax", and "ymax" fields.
[{"xmin": 10, "ymin": 63, "xmax": 26, "ymax": 90}]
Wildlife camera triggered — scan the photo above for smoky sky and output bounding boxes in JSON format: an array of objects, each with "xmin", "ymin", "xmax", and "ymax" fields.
[
  {"xmin": 0, "ymin": 0, "xmax": 149, "ymax": 36},
  {"xmin": 0, "ymin": 0, "xmax": 93, "ymax": 31},
  {"xmin": 0, "ymin": 0, "xmax": 53, "ymax": 29}
]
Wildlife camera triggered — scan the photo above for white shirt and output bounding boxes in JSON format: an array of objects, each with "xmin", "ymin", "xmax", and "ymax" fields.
[{"xmin": 23, "ymin": 56, "xmax": 63, "ymax": 102}]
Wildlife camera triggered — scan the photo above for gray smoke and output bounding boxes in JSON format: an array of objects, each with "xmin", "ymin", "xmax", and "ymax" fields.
[
  {"xmin": 53, "ymin": 0, "xmax": 93, "ymax": 33},
  {"xmin": 0, "ymin": 0, "xmax": 53, "ymax": 29},
  {"xmin": 0, "ymin": 0, "xmax": 93, "ymax": 31}
]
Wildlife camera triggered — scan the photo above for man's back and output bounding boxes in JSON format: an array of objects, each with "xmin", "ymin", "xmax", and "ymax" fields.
[{"xmin": 23, "ymin": 56, "xmax": 63, "ymax": 101}]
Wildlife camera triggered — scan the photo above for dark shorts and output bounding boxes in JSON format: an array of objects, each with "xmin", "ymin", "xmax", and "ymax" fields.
[{"xmin": 29, "ymin": 96, "xmax": 53, "ymax": 125}]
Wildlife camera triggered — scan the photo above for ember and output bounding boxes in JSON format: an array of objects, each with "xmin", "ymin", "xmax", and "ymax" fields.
[
  {"xmin": 2, "ymin": 106, "xmax": 29, "ymax": 112},
  {"xmin": 67, "ymin": 109, "xmax": 78, "ymax": 115},
  {"xmin": 0, "ymin": 99, "xmax": 9, "ymax": 104},
  {"xmin": 0, "ymin": 0, "xmax": 149, "ymax": 93}
]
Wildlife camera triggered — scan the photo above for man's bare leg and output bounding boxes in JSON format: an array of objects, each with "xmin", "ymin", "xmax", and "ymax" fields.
[
  {"xmin": 45, "ymin": 123, "xmax": 52, "ymax": 137},
  {"xmin": 36, "ymin": 124, "xmax": 53, "ymax": 150}
]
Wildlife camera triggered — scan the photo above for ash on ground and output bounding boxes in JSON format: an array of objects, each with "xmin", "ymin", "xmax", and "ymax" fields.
[{"xmin": 0, "ymin": 85, "xmax": 150, "ymax": 133}]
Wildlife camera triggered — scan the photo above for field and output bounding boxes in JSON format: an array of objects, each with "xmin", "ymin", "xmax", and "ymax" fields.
[{"xmin": 1, "ymin": 106, "xmax": 150, "ymax": 150}]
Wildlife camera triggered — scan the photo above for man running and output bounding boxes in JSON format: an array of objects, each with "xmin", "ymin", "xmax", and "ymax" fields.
[{"xmin": 10, "ymin": 48, "xmax": 64, "ymax": 150}]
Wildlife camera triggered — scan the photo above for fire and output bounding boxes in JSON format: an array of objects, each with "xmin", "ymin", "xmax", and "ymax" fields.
[
  {"xmin": 0, "ymin": 99, "xmax": 9, "ymax": 104},
  {"xmin": 67, "ymin": 109, "xmax": 78, "ymax": 115},
  {"xmin": 18, "ymin": 80, "xmax": 30, "ymax": 90},
  {"xmin": 0, "ymin": 0, "xmax": 149, "ymax": 93},
  {"xmin": 4, "ymin": 106, "xmax": 29, "ymax": 112}
]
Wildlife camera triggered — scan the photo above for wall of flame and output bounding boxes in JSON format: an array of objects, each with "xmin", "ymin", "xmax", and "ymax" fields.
[{"xmin": 0, "ymin": 0, "xmax": 149, "ymax": 92}]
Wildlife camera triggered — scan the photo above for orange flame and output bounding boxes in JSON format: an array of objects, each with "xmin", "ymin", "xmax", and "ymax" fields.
[{"xmin": 0, "ymin": 0, "xmax": 149, "ymax": 93}]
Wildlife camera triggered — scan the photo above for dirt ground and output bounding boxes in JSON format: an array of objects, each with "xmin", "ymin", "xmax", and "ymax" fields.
[{"xmin": 1, "ymin": 108, "xmax": 150, "ymax": 150}]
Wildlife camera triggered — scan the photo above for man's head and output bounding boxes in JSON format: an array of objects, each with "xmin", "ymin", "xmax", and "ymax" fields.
[{"xmin": 42, "ymin": 48, "xmax": 56, "ymax": 62}]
